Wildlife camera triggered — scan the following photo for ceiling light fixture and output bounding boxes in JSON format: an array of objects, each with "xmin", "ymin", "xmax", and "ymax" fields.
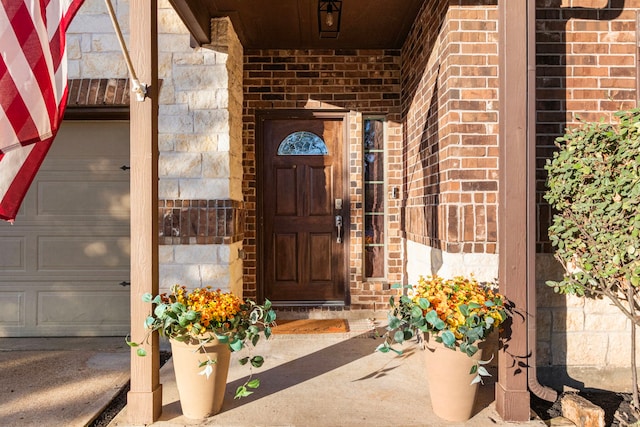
[{"xmin": 318, "ymin": 0, "xmax": 342, "ymax": 39}]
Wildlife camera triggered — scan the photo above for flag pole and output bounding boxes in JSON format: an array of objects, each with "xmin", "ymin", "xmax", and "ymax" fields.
[{"xmin": 104, "ymin": 0, "xmax": 147, "ymax": 101}]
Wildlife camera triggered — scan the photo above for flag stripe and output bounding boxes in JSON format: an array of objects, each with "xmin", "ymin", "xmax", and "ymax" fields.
[
  {"xmin": 10, "ymin": 1, "xmax": 59, "ymax": 133},
  {"xmin": 0, "ymin": 55, "xmax": 41, "ymax": 148},
  {"xmin": 0, "ymin": 144, "xmax": 34, "ymax": 211},
  {"xmin": 0, "ymin": 139, "xmax": 52, "ymax": 221},
  {"xmin": 0, "ymin": 0, "xmax": 84, "ymax": 221},
  {"xmin": 0, "ymin": 1, "xmax": 53, "ymax": 150}
]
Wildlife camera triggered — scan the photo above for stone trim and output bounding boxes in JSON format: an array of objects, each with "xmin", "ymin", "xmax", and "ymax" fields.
[{"xmin": 159, "ymin": 199, "xmax": 244, "ymax": 245}]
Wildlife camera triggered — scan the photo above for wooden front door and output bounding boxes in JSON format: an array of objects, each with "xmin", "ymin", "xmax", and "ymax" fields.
[{"xmin": 260, "ymin": 114, "xmax": 347, "ymax": 304}]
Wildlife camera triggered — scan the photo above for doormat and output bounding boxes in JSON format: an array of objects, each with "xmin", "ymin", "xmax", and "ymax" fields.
[{"xmin": 272, "ymin": 319, "xmax": 349, "ymax": 334}]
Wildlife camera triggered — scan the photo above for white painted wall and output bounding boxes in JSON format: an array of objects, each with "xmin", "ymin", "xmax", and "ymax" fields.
[{"xmin": 405, "ymin": 239, "xmax": 498, "ymax": 284}]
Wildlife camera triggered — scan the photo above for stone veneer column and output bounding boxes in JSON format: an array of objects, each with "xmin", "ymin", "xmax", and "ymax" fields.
[{"xmin": 158, "ymin": 17, "xmax": 244, "ymax": 296}]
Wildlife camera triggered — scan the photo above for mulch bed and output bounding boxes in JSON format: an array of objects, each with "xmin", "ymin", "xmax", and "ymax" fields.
[{"xmin": 531, "ymin": 391, "xmax": 639, "ymax": 426}]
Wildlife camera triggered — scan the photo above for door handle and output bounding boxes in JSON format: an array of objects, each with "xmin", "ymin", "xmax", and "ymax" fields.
[{"xmin": 335, "ymin": 215, "xmax": 343, "ymax": 243}]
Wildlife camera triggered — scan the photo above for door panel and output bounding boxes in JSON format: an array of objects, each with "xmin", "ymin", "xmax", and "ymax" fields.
[
  {"xmin": 275, "ymin": 167, "xmax": 297, "ymax": 215},
  {"xmin": 274, "ymin": 233, "xmax": 298, "ymax": 282},
  {"xmin": 261, "ymin": 115, "xmax": 347, "ymax": 303},
  {"xmin": 309, "ymin": 233, "xmax": 332, "ymax": 281},
  {"xmin": 309, "ymin": 166, "xmax": 332, "ymax": 216}
]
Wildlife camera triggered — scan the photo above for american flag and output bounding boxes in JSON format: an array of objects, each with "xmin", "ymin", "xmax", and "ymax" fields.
[{"xmin": 0, "ymin": 0, "xmax": 84, "ymax": 222}]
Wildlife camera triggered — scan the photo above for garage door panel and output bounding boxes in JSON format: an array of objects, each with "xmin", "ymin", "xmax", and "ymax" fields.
[
  {"xmin": 0, "ymin": 121, "xmax": 131, "ymax": 337},
  {"xmin": 44, "ymin": 121, "xmax": 129, "ymax": 159},
  {"xmin": 37, "ymin": 179, "xmax": 130, "ymax": 218},
  {"xmin": 0, "ymin": 292, "xmax": 25, "ymax": 325},
  {"xmin": 38, "ymin": 290, "xmax": 130, "ymax": 326},
  {"xmin": 0, "ymin": 237, "xmax": 26, "ymax": 270},
  {"xmin": 39, "ymin": 235, "xmax": 130, "ymax": 270},
  {"xmin": 42, "ymin": 156, "xmax": 129, "ymax": 173}
]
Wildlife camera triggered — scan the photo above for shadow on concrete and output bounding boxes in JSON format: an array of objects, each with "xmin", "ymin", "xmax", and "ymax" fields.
[{"xmin": 134, "ymin": 328, "xmax": 538, "ymax": 427}]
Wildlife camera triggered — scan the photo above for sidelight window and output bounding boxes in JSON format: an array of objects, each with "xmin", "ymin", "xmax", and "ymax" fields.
[{"xmin": 363, "ymin": 117, "xmax": 385, "ymax": 278}]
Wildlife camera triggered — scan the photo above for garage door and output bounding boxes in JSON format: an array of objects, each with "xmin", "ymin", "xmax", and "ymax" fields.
[{"xmin": 0, "ymin": 121, "xmax": 130, "ymax": 337}]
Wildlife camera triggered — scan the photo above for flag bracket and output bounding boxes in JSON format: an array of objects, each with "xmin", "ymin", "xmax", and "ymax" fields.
[{"xmin": 131, "ymin": 80, "xmax": 148, "ymax": 102}]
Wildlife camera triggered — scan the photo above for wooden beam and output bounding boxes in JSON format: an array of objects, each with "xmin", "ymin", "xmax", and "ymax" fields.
[
  {"xmin": 496, "ymin": 0, "xmax": 531, "ymax": 421},
  {"xmin": 168, "ymin": 0, "xmax": 211, "ymax": 45},
  {"xmin": 126, "ymin": 0, "xmax": 162, "ymax": 424}
]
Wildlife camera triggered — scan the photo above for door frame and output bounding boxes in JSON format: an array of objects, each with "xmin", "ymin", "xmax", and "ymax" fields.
[{"xmin": 256, "ymin": 109, "xmax": 350, "ymax": 306}]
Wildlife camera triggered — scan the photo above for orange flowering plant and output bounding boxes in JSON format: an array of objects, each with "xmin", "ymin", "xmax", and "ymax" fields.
[
  {"xmin": 127, "ymin": 284, "xmax": 276, "ymax": 398},
  {"xmin": 377, "ymin": 275, "xmax": 508, "ymax": 384}
]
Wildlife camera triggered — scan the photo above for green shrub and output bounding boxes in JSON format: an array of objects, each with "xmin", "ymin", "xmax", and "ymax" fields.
[{"xmin": 544, "ymin": 109, "xmax": 640, "ymax": 409}]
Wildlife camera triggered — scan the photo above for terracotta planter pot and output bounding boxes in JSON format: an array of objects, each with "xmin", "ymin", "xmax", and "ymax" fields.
[
  {"xmin": 424, "ymin": 334, "xmax": 483, "ymax": 422},
  {"xmin": 170, "ymin": 337, "xmax": 231, "ymax": 419}
]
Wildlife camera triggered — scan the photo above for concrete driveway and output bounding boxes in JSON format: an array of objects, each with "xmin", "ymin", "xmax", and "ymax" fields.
[{"xmin": 0, "ymin": 337, "xmax": 129, "ymax": 427}]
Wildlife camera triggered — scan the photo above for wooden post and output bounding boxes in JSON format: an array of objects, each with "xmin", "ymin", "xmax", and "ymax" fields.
[
  {"xmin": 126, "ymin": 0, "xmax": 162, "ymax": 424},
  {"xmin": 496, "ymin": 0, "xmax": 532, "ymax": 421}
]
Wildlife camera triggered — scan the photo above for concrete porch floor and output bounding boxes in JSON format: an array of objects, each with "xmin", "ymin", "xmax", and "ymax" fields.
[{"xmin": 0, "ymin": 321, "xmax": 546, "ymax": 427}]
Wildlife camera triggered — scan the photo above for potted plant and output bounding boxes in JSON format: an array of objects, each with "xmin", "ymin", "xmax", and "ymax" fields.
[
  {"xmin": 127, "ymin": 284, "xmax": 277, "ymax": 419},
  {"xmin": 377, "ymin": 275, "xmax": 508, "ymax": 422}
]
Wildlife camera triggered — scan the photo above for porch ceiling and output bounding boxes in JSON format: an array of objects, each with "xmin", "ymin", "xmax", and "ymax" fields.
[{"xmin": 169, "ymin": 0, "xmax": 423, "ymax": 49}]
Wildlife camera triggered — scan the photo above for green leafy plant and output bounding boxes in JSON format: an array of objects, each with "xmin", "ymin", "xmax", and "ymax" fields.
[
  {"xmin": 376, "ymin": 275, "xmax": 507, "ymax": 384},
  {"xmin": 127, "ymin": 284, "xmax": 277, "ymax": 399},
  {"xmin": 544, "ymin": 108, "xmax": 640, "ymax": 410}
]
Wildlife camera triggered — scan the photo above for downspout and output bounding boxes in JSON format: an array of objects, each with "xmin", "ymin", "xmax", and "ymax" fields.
[
  {"xmin": 526, "ymin": 0, "xmax": 625, "ymax": 403},
  {"xmin": 526, "ymin": 0, "xmax": 557, "ymax": 403}
]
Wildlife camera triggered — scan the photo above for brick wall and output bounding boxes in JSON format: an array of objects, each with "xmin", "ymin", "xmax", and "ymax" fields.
[
  {"xmin": 535, "ymin": 2, "xmax": 640, "ymax": 382},
  {"xmin": 242, "ymin": 49, "xmax": 403, "ymax": 309},
  {"xmin": 401, "ymin": 0, "xmax": 499, "ymax": 262},
  {"xmin": 536, "ymin": 2, "xmax": 638, "ymax": 252}
]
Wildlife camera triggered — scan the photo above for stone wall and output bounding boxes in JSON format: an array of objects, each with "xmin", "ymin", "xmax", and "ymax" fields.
[
  {"xmin": 68, "ymin": 0, "xmax": 244, "ymax": 294},
  {"xmin": 536, "ymin": 254, "xmax": 640, "ymax": 392}
]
